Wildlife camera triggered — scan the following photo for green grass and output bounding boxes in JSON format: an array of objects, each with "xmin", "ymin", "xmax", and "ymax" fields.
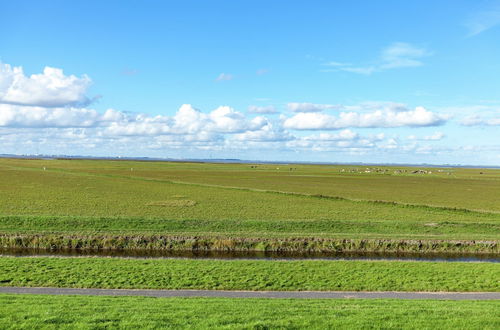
[
  {"xmin": 1, "ymin": 215, "xmax": 499, "ymax": 239},
  {"xmin": 0, "ymin": 158, "xmax": 499, "ymax": 246},
  {"xmin": 0, "ymin": 294, "xmax": 499, "ymax": 329},
  {"xmin": 3, "ymin": 157, "xmax": 500, "ymax": 211},
  {"xmin": 3, "ymin": 163, "xmax": 497, "ymax": 224},
  {"xmin": 1, "ymin": 158, "xmax": 498, "ymax": 327},
  {"xmin": 1, "ymin": 257, "xmax": 498, "ymax": 292}
]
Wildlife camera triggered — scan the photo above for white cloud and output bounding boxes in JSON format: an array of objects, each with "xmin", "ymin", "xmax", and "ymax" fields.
[
  {"xmin": 0, "ymin": 62, "xmax": 91, "ymax": 107},
  {"xmin": 324, "ymin": 42, "xmax": 430, "ymax": 75},
  {"xmin": 323, "ymin": 61, "xmax": 349, "ymax": 67},
  {"xmin": 256, "ymin": 69, "xmax": 269, "ymax": 75},
  {"xmin": 215, "ymin": 73, "xmax": 233, "ymax": 81},
  {"xmin": 101, "ymin": 109, "xmax": 128, "ymax": 122},
  {"xmin": 103, "ymin": 104, "xmax": 268, "ymax": 136},
  {"xmin": 286, "ymin": 129, "xmax": 385, "ymax": 151},
  {"xmin": 283, "ymin": 106, "xmax": 448, "ymax": 130},
  {"xmin": 287, "ymin": 102, "xmax": 340, "ymax": 113},
  {"xmin": 209, "ymin": 106, "xmax": 266, "ymax": 133},
  {"xmin": 379, "ymin": 43, "xmax": 428, "ymax": 69},
  {"xmin": 0, "ymin": 103, "xmax": 268, "ymax": 136},
  {"xmin": 407, "ymin": 132, "xmax": 445, "ymax": 141},
  {"xmin": 247, "ymin": 105, "xmax": 278, "ymax": 114},
  {"xmin": 465, "ymin": 6, "xmax": 500, "ymax": 36},
  {"xmin": 341, "ymin": 67, "xmax": 377, "ymax": 75},
  {"xmin": 1, "ymin": 58, "xmax": 497, "ymax": 164},
  {"xmin": 0, "ymin": 100, "xmax": 421, "ymax": 156},
  {"xmin": 461, "ymin": 114, "xmax": 500, "ymax": 126},
  {"xmin": 104, "ymin": 117, "xmax": 171, "ymax": 136},
  {"xmin": 0, "ymin": 104, "xmax": 100, "ymax": 128},
  {"xmin": 232, "ymin": 121, "xmax": 292, "ymax": 142},
  {"xmin": 308, "ymin": 130, "xmax": 359, "ymax": 141}
]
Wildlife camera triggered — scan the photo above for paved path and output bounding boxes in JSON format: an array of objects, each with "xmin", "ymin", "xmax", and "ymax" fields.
[{"xmin": 1, "ymin": 287, "xmax": 499, "ymax": 300}]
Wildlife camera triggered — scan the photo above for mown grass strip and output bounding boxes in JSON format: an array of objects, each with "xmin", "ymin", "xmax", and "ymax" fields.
[
  {"xmin": 1, "ymin": 215, "xmax": 499, "ymax": 244},
  {"xmin": 1, "ymin": 257, "xmax": 498, "ymax": 292},
  {"xmin": 1, "ymin": 295, "xmax": 498, "ymax": 329}
]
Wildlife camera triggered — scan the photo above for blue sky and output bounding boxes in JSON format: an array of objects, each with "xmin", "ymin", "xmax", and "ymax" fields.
[{"xmin": 1, "ymin": 0, "xmax": 499, "ymax": 164}]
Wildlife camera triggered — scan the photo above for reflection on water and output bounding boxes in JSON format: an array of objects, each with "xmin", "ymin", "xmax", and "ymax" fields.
[{"xmin": 0, "ymin": 248, "xmax": 498, "ymax": 262}]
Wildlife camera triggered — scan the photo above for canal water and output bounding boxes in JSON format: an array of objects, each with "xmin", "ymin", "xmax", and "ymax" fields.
[{"xmin": 0, "ymin": 248, "xmax": 498, "ymax": 262}]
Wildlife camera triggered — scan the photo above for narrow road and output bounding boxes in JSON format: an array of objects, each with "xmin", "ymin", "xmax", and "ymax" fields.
[{"xmin": 1, "ymin": 287, "xmax": 499, "ymax": 300}]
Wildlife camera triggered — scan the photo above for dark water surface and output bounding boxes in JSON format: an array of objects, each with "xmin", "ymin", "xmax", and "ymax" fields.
[{"xmin": 0, "ymin": 248, "xmax": 498, "ymax": 262}]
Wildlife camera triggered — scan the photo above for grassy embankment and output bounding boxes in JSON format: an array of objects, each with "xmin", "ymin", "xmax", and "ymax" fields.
[
  {"xmin": 0, "ymin": 158, "xmax": 499, "ymax": 253},
  {"xmin": 1, "ymin": 295, "xmax": 499, "ymax": 329},
  {"xmin": 1, "ymin": 257, "xmax": 498, "ymax": 292}
]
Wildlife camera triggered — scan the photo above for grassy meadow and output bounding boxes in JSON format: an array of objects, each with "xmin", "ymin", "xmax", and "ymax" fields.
[
  {"xmin": 0, "ymin": 157, "xmax": 499, "ymax": 252},
  {"xmin": 2, "ymin": 295, "xmax": 499, "ymax": 329},
  {"xmin": 1, "ymin": 256, "xmax": 498, "ymax": 292},
  {"xmin": 1, "ymin": 157, "xmax": 499, "ymax": 328}
]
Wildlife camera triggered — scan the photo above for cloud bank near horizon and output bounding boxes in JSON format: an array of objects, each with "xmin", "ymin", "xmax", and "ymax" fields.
[{"xmin": 0, "ymin": 61, "xmax": 498, "ymax": 164}]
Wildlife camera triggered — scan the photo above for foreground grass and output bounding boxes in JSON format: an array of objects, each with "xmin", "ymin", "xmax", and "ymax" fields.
[
  {"xmin": 0, "ymin": 294, "xmax": 499, "ymax": 329},
  {"xmin": 1, "ymin": 257, "xmax": 498, "ymax": 292}
]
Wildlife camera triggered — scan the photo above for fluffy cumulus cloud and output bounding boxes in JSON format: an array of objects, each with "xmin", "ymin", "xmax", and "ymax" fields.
[
  {"xmin": 0, "ymin": 104, "xmax": 100, "ymax": 128},
  {"xmin": 7, "ymin": 60, "xmax": 497, "ymax": 163},
  {"xmin": 0, "ymin": 62, "xmax": 91, "ymax": 107},
  {"xmin": 283, "ymin": 106, "xmax": 448, "ymax": 130},
  {"xmin": 232, "ymin": 121, "xmax": 292, "ymax": 142},
  {"xmin": 208, "ymin": 106, "xmax": 267, "ymax": 133},
  {"xmin": 1, "ymin": 100, "xmax": 424, "ymax": 157},
  {"xmin": 0, "ymin": 97, "xmax": 452, "ymax": 158}
]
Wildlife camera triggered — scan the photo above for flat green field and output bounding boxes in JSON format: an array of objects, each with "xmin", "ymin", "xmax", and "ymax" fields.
[
  {"xmin": 3, "ymin": 158, "xmax": 500, "ymax": 211},
  {"xmin": 1, "ymin": 257, "xmax": 498, "ymax": 292},
  {"xmin": 0, "ymin": 158, "xmax": 499, "ymax": 249},
  {"xmin": 1, "ymin": 295, "xmax": 498, "ymax": 329},
  {"xmin": 1, "ymin": 158, "xmax": 499, "ymax": 328}
]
